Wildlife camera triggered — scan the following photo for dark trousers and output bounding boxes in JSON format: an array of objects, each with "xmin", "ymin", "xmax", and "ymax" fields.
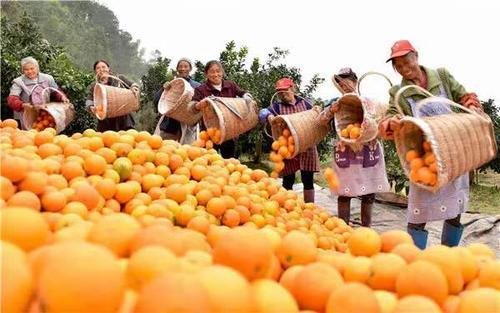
[
  {"xmin": 408, "ymin": 214, "xmax": 462, "ymax": 230},
  {"xmin": 215, "ymin": 139, "xmax": 236, "ymax": 159},
  {"xmin": 282, "ymin": 171, "xmax": 314, "ymax": 190}
]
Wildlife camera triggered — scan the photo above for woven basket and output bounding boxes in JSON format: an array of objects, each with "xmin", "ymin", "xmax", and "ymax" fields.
[
  {"xmin": 333, "ymin": 72, "xmax": 391, "ymax": 145},
  {"xmin": 22, "ymin": 87, "xmax": 75, "ymax": 134},
  {"xmin": 270, "ymin": 106, "xmax": 330, "ymax": 158},
  {"xmin": 158, "ymin": 78, "xmax": 200, "ymax": 126},
  {"xmin": 203, "ymin": 97, "xmax": 259, "ymax": 144},
  {"xmin": 393, "ymin": 85, "xmax": 497, "ymax": 192},
  {"xmin": 93, "ymin": 75, "xmax": 140, "ymax": 120}
]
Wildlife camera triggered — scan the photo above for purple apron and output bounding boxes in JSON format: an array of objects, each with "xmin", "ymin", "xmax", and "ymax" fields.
[
  {"xmin": 332, "ymin": 139, "xmax": 390, "ymax": 197},
  {"xmin": 406, "ymin": 85, "xmax": 469, "ymax": 224}
]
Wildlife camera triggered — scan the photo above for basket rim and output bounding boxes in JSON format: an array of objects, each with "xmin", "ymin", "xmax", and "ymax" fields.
[
  {"xmin": 93, "ymin": 83, "xmax": 108, "ymax": 120},
  {"xmin": 271, "ymin": 115, "xmax": 300, "ymax": 159}
]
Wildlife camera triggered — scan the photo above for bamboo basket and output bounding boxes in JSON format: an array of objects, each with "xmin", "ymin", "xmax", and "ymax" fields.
[
  {"xmin": 270, "ymin": 106, "xmax": 330, "ymax": 159},
  {"xmin": 333, "ymin": 71, "xmax": 391, "ymax": 144},
  {"xmin": 93, "ymin": 75, "xmax": 140, "ymax": 120},
  {"xmin": 393, "ymin": 85, "xmax": 497, "ymax": 192},
  {"xmin": 202, "ymin": 96, "xmax": 259, "ymax": 143},
  {"xmin": 158, "ymin": 78, "xmax": 200, "ymax": 126},
  {"xmin": 22, "ymin": 87, "xmax": 75, "ymax": 134}
]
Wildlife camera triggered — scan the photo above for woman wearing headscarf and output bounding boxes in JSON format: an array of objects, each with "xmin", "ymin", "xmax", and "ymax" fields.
[
  {"xmin": 379, "ymin": 40, "xmax": 481, "ymax": 248},
  {"xmin": 319, "ymin": 68, "xmax": 390, "ymax": 226},
  {"xmin": 86, "ymin": 59, "xmax": 140, "ymax": 132},
  {"xmin": 153, "ymin": 58, "xmax": 201, "ymax": 144},
  {"xmin": 7, "ymin": 56, "xmax": 69, "ymax": 129},
  {"xmin": 190, "ymin": 60, "xmax": 253, "ymax": 158}
]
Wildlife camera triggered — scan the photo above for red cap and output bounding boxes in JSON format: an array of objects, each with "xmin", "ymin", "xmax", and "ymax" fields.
[
  {"xmin": 275, "ymin": 77, "xmax": 294, "ymax": 90},
  {"xmin": 386, "ymin": 40, "xmax": 416, "ymax": 62}
]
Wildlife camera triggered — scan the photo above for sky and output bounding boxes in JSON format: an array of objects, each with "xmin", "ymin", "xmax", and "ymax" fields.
[{"xmin": 99, "ymin": 0, "xmax": 499, "ymax": 104}]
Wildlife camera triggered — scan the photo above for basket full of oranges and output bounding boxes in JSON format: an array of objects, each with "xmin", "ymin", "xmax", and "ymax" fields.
[
  {"xmin": 393, "ymin": 85, "xmax": 497, "ymax": 192},
  {"xmin": 22, "ymin": 102, "xmax": 75, "ymax": 134}
]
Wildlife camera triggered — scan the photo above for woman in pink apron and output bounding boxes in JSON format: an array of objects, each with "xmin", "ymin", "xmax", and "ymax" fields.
[
  {"xmin": 7, "ymin": 57, "xmax": 69, "ymax": 129},
  {"xmin": 379, "ymin": 40, "xmax": 482, "ymax": 249},
  {"xmin": 320, "ymin": 68, "xmax": 390, "ymax": 226},
  {"xmin": 259, "ymin": 77, "xmax": 320, "ymax": 203}
]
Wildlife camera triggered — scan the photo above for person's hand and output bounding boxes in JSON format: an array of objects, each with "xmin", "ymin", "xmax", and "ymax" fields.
[
  {"xmin": 267, "ymin": 114, "xmax": 275, "ymax": 124},
  {"xmin": 378, "ymin": 116, "xmax": 400, "ymax": 140},
  {"xmin": 459, "ymin": 93, "xmax": 482, "ymax": 110},
  {"xmin": 22, "ymin": 102, "xmax": 33, "ymax": 109},
  {"xmin": 131, "ymin": 86, "xmax": 140, "ymax": 97},
  {"xmin": 330, "ymin": 102, "xmax": 340, "ymax": 113},
  {"xmin": 89, "ymin": 105, "xmax": 96, "ymax": 114},
  {"xmin": 195, "ymin": 99, "xmax": 208, "ymax": 110},
  {"xmin": 61, "ymin": 96, "xmax": 70, "ymax": 104}
]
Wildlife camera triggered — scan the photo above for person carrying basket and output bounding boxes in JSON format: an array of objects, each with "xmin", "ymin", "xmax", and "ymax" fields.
[
  {"xmin": 319, "ymin": 68, "xmax": 390, "ymax": 226},
  {"xmin": 378, "ymin": 40, "xmax": 482, "ymax": 248},
  {"xmin": 85, "ymin": 59, "xmax": 140, "ymax": 132},
  {"xmin": 259, "ymin": 77, "xmax": 320, "ymax": 203}
]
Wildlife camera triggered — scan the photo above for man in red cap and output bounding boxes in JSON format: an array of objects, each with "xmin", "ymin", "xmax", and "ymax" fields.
[
  {"xmin": 378, "ymin": 39, "xmax": 483, "ymax": 249},
  {"xmin": 258, "ymin": 77, "xmax": 320, "ymax": 203}
]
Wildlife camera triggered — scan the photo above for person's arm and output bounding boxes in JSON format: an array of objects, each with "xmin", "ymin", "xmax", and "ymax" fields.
[
  {"xmin": 439, "ymin": 68, "xmax": 481, "ymax": 108},
  {"xmin": 230, "ymin": 81, "xmax": 246, "ymax": 98},
  {"xmin": 85, "ymin": 83, "xmax": 96, "ymax": 113},
  {"xmin": 8, "ymin": 82, "xmax": 27, "ymax": 111}
]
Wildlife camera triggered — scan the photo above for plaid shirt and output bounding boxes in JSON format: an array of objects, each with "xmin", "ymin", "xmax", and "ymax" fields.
[{"xmin": 272, "ymin": 98, "xmax": 320, "ymax": 175}]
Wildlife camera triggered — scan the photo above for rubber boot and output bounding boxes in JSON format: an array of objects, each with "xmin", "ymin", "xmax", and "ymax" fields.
[
  {"xmin": 337, "ymin": 197, "xmax": 351, "ymax": 225},
  {"xmin": 407, "ymin": 227, "xmax": 428, "ymax": 250},
  {"xmin": 441, "ymin": 221, "xmax": 464, "ymax": 247},
  {"xmin": 303, "ymin": 189, "xmax": 315, "ymax": 203},
  {"xmin": 360, "ymin": 200, "xmax": 373, "ymax": 227}
]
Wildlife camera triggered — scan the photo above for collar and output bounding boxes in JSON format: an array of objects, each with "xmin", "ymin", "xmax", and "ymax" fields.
[{"xmin": 207, "ymin": 80, "xmax": 230, "ymax": 91}]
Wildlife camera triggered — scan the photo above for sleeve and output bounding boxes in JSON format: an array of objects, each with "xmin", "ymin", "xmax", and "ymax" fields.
[
  {"xmin": 48, "ymin": 75, "xmax": 59, "ymax": 89},
  {"xmin": 231, "ymin": 81, "xmax": 246, "ymax": 97},
  {"xmin": 192, "ymin": 85, "xmax": 204, "ymax": 102},
  {"xmin": 386, "ymin": 85, "xmax": 412, "ymax": 117},
  {"xmin": 9, "ymin": 81, "xmax": 23, "ymax": 97},
  {"xmin": 7, "ymin": 95, "xmax": 24, "ymax": 112},
  {"xmin": 438, "ymin": 68, "xmax": 467, "ymax": 103},
  {"xmin": 153, "ymin": 88, "xmax": 163, "ymax": 111},
  {"xmin": 117, "ymin": 74, "xmax": 138, "ymax": 89},
  {"xmin": 85, "ymin": 83, "xmax": 95, "ymax": 109}
]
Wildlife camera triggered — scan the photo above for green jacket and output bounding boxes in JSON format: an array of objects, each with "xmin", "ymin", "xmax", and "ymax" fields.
[{"xmin": 387, "ymin": 66, "xmax": 467, "ymax": 117}]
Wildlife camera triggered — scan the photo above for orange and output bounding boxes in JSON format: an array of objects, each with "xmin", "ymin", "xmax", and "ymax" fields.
[
  {"xmin": 164, "ymin": 183, "xmax": 188, "ymax": 203},
  {"xmin": 222, "ymin": 208, "xmax": 241, "ymax": 227},
  {"xmin": 347, "ymin": 227, "xmax": 382, "ymax": 257},
  {"xmin": 416, "ymin": 166, "xmax": 437, "ymax": 185},
  {"xmin": 422, "ymin": 140, "xmax": 432, "ymax": 152},
  {"xmin": 349, "ymin": 126, "xmax": 361, "ymax": 139},
  {"xmin": 61, "ymin": 161, "xmax": 85, "ymax": 181},
  {"xmin": 477, "ymin": 260, "xmax": 500, "ymax": 289},
  {"xmin": 95, "ymin": 178, "xmax": 116, "ymax": 200},
  {"xmin": 41, "ymin": 191, "xmax": 67, "ymax": 212},
  {"xmin": 126, "ymin": 246, "xmax": 179, "ymax": 289},
  {"xmin": 409, "ymin": 158, "xmax": 425, "ymax": 171},
  {"xmin": 19, "ymin": 171, "xmax": 48, "ymax": 195},
  {"xmin": 191, "ymin": 164, "xmax": 208, "ymax": 181},
  {"xmin": 213, "ymin": 227, "xmax": 273, "ymax": 280},
  {"xmin": 2, "ymin": 118, "xmax": 19, "ymax": 128},
  {"xmin": 293, "ymin": 262, "xmax": 344, "ymax": 312},
  {"xmin": 251, "ymin": 279, "xmax": 299, "ymax": 313},
  {"xmin": 7, "ymin": 190, "xmax": 41, "ymax": 211},
  {"xmin": 37, "ymin": 142, "xmax": 62, "ymax": 159},
  {"xmin": 1, "ymin": 176, "xmax": 16, "ymax": 200},
  {"xmin": 198, "ymin": 265, "xmax": 252, "ymax": 312},
  {"xmin": 187, "ymin": 216, "xmax": 211, "ymax": 234},
  {"xmin": 115, "ymin": 182, "xmax": 136, "ymax": 204},
  {"xmin": 71, "ymin": 183, "xmax": 102, "ymax": 210},
  {"xmin": 1, "ymin": 241, "xmax": 33, "ymax": 313},
  {"xmin": 279, "ymin": 265, "xmax": 303, "ymax": 293},
  {"xmin": 325, "ymin": 282, "xmax": 380, "ymax": 313},
  {"xmin": 457, "ymin": 288, "xmax": 500, "ymax": 313},
  {"xmin": 168, "ymin": 154, "xmax": 184, "ymax": 171},
  {"xmin": 195, "ymin": 189, "xmax": 213, "ymax": 206},
  {"xmin": 368, "ymin": 253, "xmax": 407, "ymax": 291},
  {"xmin": 34, "ymin": 130, "xmax": 54, "ymax": 146},
  {"xmin": 344, "ymin": 256, "xmax": 373, "ymax": 284},
  {"xmin": 1, "ymin": 155, "xmax": 28, "ymax": 182},
  {"xmin": 206, "ymin": 225, "xmax": 230, "ymax": 248},
  {"xmin": 38, "ymin": 242, "xmax": 125, "ymax": 313},
  {"xmin": 442, "ymin": 295, "xmax": 461, "ymax": 313},
  {"xmin": 467, "ymin": 243, "xmax": 495, "ymax": 259},
  {"xmin": 206, "ymin": 197, "xmax": 227, "ymax": 217},
  {"xmin": 374, "ymin": 291, "xmax": 398, "ymax": 313},
  {"xmin": 380, "ymin": 230, "xmax": 414, "ymax": 253},
  {"xmin": 134, "ymin": 271, "xmax": 211, "ymax": 313},
  {"xmin": 405, "ymin": 149, "xmax": 420, "ymax": 162},
  {"xmin": 147, "ymin": 135, "xmax": 163, "ymax": 149},
  {"xmin": 453, "ymin": 247, "xmax": 479, "ymax": 284},
  {"xmin": 391, "ymin": 243, "xmax": 421, "ymax": 263},
  {"xmin": 83, "ymin": 154, "xmax": 107, "ymax": 175},
  {"xmin": 88, "ymin": 213, "xmax": 141, "ymax": 257},
  {"xmin": 393, "ymin": 295, "xmax": 442, "ymax": 313},
  {"xmin": 276, "ymin": 230, "xmax": 317, "ymax": 268},
  {"xmin": 424, "ymin": 152, "xmax": 436, "ymax": 165},
  {"xmin": 395, "ymin": 260, "xmax": 449, "ymax": 305},
  {"xmin": 1, "ymin": 207, "xmax": 50, "ymax": 251},
  {"xmin": 417, "ymin": 245, "xmax": 464, "ymax": 294}
]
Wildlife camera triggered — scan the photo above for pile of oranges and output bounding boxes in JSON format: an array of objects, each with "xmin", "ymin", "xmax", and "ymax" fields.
[
  {"xmin": 340, "ymin": 122, "xmax": 361, "ymax": 140},
  {"xmin": 194, "ymin": 127, "xmax": 221, "ymax": 149},
  {"xmin": 406, "ymin": 140, "xmax": 438, "ymax": 187},
  {"xmin": 31, "ymin": 110, "xmax": 56, "ymax": 132},
  {"xmin": 1, "ymin": 118, "xmax": 499, "ymax": 313},
  {"xmin": 269, "ymin": 128, "xmax": 295, "ymax": 178}
]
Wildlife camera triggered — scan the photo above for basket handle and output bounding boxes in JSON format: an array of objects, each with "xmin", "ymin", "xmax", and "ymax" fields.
[
  {"xmin": 393, "ymin": 85, "xmax": 434, "ymax": 115},
  {"xmin": 39, "ymin": 87, "xmax": 70, "ymax": 106},
  {"xmin": 356, "ymin": 71, "xmax": 393, "ymax": 96},
  {"xmin": 209, "ymin": 96, "xmax": 245, "ymax": 119},
  {"xmin": 415, "ymin": 94, "xmax": 490, "ymax": 122},
  {"xmin": 96, "ymin": 74, "xmax": 132, "ymax": 89}
]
